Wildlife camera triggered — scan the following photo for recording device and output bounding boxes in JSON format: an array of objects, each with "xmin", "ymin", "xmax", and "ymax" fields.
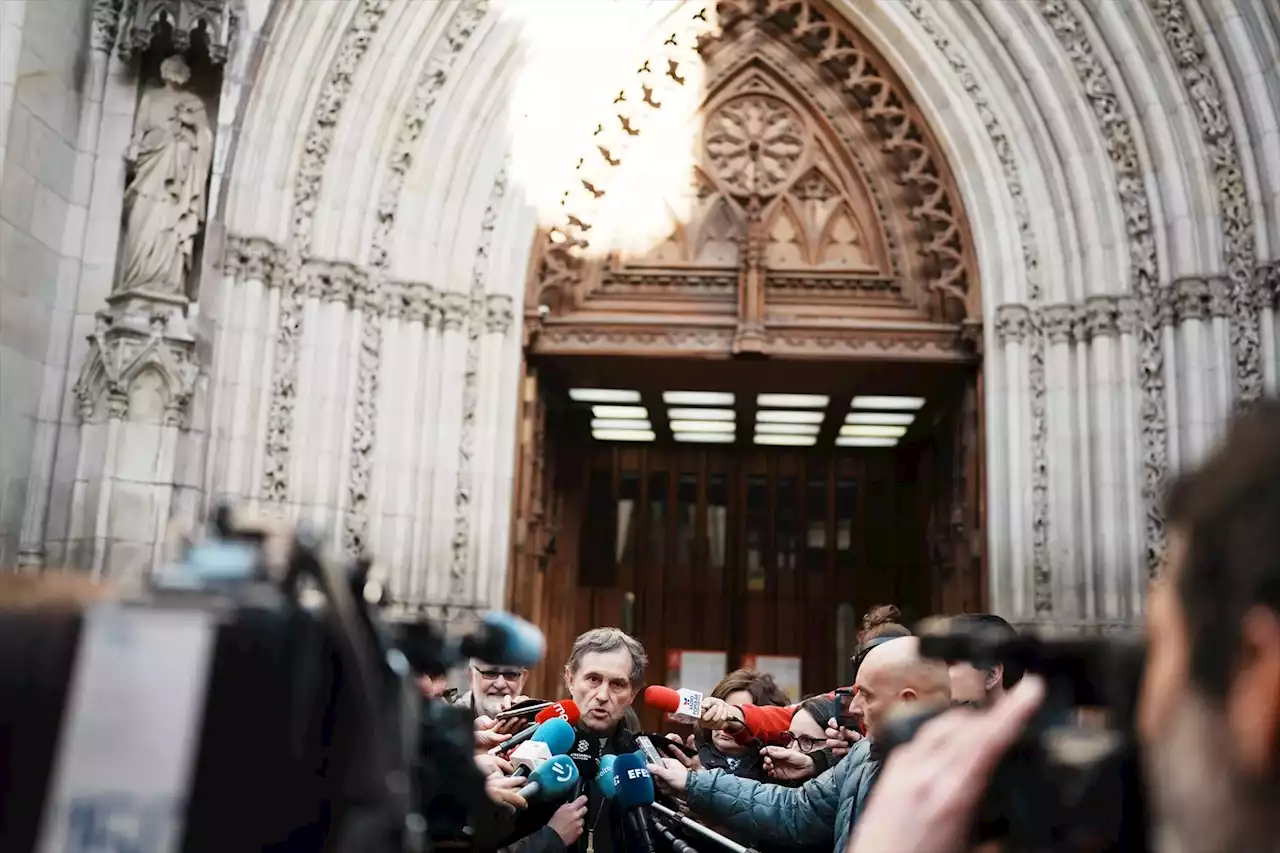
[
  {"xmin": 517, "ymin": 755, "xmax": 579, "ymax": 802},
  {"xmin": 510, "ymin": 717, "xmax": 576, "ymax": 777},
  {"xmin": 488, "ymin": 701, "xmax": 580, "ymax": 756},
  {"xmin": 634, "ymin": 734, "xmax": 665, "ymax": 765},
  {"xmin": 644, "ymin": 686, "xmax": 703, "ymax": 725},
  {"xmin": 640, "ymin": 733, "xmax": 697, "ymax": 758},
  {"xmin": 832, "ymin": 688, "xmax": 863, "ymax": 734},
  {"xmin": 879, "ymin": 621, "xmax": 1150, "ymax": 853},
  {"xmin": 0, "ymin": 505, "xmax": 545, "ymax": 853},
  {"xmin": 494, "ymin": 698, "xmax": 555, "ymax": 721},
  {"xmin": 610, "ymin": 754, "xmax": 658, "ymax": 853}
]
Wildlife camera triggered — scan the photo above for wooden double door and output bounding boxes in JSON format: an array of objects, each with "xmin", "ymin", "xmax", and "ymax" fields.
[{"xmin": 572, "ymin": 445, "xmax": 933, "ymax": 701}]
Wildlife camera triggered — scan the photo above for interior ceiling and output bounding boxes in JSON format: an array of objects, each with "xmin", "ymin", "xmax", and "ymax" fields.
[{"xmin": 539, "ymin": 355, "xmax": 971, "ymax": 450}]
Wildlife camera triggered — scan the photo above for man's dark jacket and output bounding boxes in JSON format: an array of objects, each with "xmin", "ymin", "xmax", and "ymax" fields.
[{"xmin": 490, "ymin": 724, "xmax": 655, "ymax": 853}]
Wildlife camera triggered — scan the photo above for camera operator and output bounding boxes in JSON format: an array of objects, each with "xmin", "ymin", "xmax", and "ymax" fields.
[
  {"xmin": 849, "ymin": 399, "xmax": 1280, "ymax": 853},
  {"xmin": 940, "ymin": 614, "xmax": 1023, "ymax": 707},
  {"xmin": 649, "ymin": 637, "xmax": 951, "ymax": 851}
]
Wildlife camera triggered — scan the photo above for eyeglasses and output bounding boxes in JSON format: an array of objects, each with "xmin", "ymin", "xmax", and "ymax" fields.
[
  {"xmin": 473, "ymin": 665, "xmax": 525, "ymax": 682},
  {"xmin": 774, "ymin": 732, "xmax": 826, "ymax": 753}
]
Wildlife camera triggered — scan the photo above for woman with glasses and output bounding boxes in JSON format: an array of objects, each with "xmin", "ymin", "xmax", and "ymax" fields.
[{"xmin": 761, "ymin": 695, "xmax": 839, "ymax": 784}]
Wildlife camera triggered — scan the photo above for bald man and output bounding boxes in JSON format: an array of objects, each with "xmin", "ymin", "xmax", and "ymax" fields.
[{"xmin": 648, "ymin": 637, "xmax": 952, "ymax": 853}]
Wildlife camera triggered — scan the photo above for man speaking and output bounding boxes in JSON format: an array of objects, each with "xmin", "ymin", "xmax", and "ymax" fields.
[{"xmin": 499, "ymin": 627, "xmax": 654, "ymax": 853}]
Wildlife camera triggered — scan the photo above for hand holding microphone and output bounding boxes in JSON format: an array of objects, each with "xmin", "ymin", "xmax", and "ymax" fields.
[{"xmin": 488, "ymin": 700, "xmax": 580, "ymax": 756}]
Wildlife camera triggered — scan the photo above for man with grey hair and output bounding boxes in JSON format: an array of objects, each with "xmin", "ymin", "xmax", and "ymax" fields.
[{"xmin": 499, "ymin": 628, "xmax": 652, "ymax": 853}]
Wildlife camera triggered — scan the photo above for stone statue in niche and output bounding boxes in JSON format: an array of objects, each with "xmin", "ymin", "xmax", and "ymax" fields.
[{"xmin": 116, "ymin": 55, "xmax": 214, "ymax": 297}]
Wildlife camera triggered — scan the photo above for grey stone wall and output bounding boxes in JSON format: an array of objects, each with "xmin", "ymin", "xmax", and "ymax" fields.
[{"xmin": 0, "ymin": 0, "xmax": 91, "ymax": 566}]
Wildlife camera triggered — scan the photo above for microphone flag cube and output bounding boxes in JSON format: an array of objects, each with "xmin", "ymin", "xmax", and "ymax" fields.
[
  {"xmin": 670, "ymin": 688, "xmax": 703, "ymax": 725},
  {"xmin": 527, "ymin": 754, "xmax": 579, "ymax": 800},
  {"xmin": 511, "ymin": 739, "xmax": 552, "ymax": 773}
]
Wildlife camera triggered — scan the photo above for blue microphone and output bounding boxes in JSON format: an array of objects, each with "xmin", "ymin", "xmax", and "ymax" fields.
[
  {"xmin": 518, "ymin": 754, "xmax": 580, "ymax": 801},
  {"xmin": 597, "ymin": 754, "xmax": 618, "ymax": 798},
  {"xmin": 611, "ymin": 753, "xmax": 657, "ymax": 853},
  {"xmin": 463, "ymin": 611, "xmax": 546, "ymax": 668}
]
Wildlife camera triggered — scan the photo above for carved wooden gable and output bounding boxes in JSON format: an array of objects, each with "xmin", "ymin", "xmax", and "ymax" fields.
[{"xmin": 528, "ymin": 1, "xmax": 979, "ymax": 361}]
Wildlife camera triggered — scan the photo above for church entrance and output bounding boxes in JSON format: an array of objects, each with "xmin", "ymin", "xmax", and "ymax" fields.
[{"xmin": 506, "ymin": 2, "xmax": 984, "ymax": 705}]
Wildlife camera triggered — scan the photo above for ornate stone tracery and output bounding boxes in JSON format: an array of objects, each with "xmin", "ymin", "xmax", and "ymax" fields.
[{"xmin": 528, "ymin": 0, "xmax": 979, "ymax": 360}]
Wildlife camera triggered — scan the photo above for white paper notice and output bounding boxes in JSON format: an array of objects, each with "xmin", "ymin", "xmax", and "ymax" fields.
[
  {"xmin": 36, "ymin": 604, "xmax": 216, "ymax": 853},
  {"xmin": 668, "ymin": 650, "xmax": 727, "ymax": 696},
  {"xmin": 745, "ymin": 655, "xmax": 803, "ymax": 702}
]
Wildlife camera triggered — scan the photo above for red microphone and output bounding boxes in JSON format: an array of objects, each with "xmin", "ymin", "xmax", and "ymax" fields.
[
  {"xmin": 644, "ymin": 685, "xmax": 703, "ymax": 724},
  {"xmin": 488, "ymin": 700, "xmax": 580, "ymax": 756}
]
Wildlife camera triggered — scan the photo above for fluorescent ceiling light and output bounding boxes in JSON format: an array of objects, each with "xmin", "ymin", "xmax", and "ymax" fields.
[
  {"xmin": 754, "ymin": 434, "xmax": 817, "ymax": 447},
  {"xmin": 667, "ymin": 407, "xmax": 735, "ymax": 421},
  {"xmin": 670, "ymin": 420, "xmax": 735, "ymax": 433},
  {"xmin": 592, "ymin": 429, "xmax": 655, "ymax": 442},
  {"xmin": 757, "ymin": 393, "xmax": 829, "ymax": 408},
  {"xmin": 674, "ymin": 432, "xmax": 735, "ymax": 443},
  {"xmin": 663, "ymin": 391, "xmax": 735, "ymax": 406},
  {"xmin": 591, "ymin": 419, "xmax": 651, "ymax": 431},
  {"xmin": 836, "ymin": 436, "xmax": 898, "ymax": 448},
  {"xmin": 755, "ymin": 423, "xmax": 821, "ymax": 435},
  {"xmin": 845, "ymin": 412, "xmax": 915, "ymax": 426},
  {"xmin": 851, "ymin": 395, "xmax": 925, "ymax": 411},
  {"xmin": 840, "ymin": 424, "xmax": 908, "ymax": 438},
  {"xmin": 570, "ymin": 388, "xmax": 641, "ymax": 404},
  {"xmin": 593, "ymin": 405, "xmax": 648, "ymax": 419},
  {"xmin": 756, "ymin": 410, "xmax": 825, "ymax": 425}
]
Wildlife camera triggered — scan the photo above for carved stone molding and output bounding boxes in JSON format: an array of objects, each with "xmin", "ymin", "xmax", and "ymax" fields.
[
  {"xmin": 439, "ymin": 292, "xmax": 470, "ymax": 331},
  {"xmin": 994, "ymin": 304, "xmax": 1032, "ymax": 345},
  {"xmin": 92, "ymin": 0, "xmax": 124, "ymax": 53},
  {"xmin": 115, "ymin": 0, "xmax": 238, "ymax": 65},
  {"xmin": 1171, "ymin": 276, "xmax": 1210, "ymax": 322},
  {"xmin": 1040, "ymin": 304, "xmax": 1075, "ymax": 344},
  {"xmin": 599, "ymin": 271, "xmax": 737, "ymax": 296},
  {"xmin": 262, "ymin": 0, "xmax": 390, "ymax": 507},
  {"xmin": 1039, "ymin": 0, "xmax": 1166, "ymax": 578},
  {"xmin": 1147, "ymin": 0, "xmax": 1262, "ymax": 404},
  {"xmin": 766, "ymin": 275, "xmax": 899, "ymax": 301},
  {"xmin": 485, "ymin": 294, "xmax": 515, "ymax": 335},
  {"xmin": 1258, "ymin": 261, "xmax": 1280, "ymax": 311},
  {"xmin": 402, "ymin": 281, "xmax": 440, "ymax": 326},
  {"xmin": 345, "ymin": 0, "xmax": 489, "ymax": 557},
  {"xmin": 452, "ymin": 167, "xmax": 509, "ymax": 599},
  {"xmin": 533, "ymin": 324, "xmax": 969, "ymax": 359},
  {"xmin": 304, "ymin": 258, "xmax": 365, "ymax": 304},
  {"xmin": 1085, "ymin": 295, "xmax": 1121, "ymax": 340},
  {"xmin": 74, "ymin": 293, "xmax": 198, "ymax": 427},
  {"xmin": 1117, "ymin": 295, "xmax": 1141, "ymax": 336}
]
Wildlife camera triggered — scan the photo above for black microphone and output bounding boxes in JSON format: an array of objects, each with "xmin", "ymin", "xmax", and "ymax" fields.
[
  {"xmin": 649, "ymin": 802, "xmax": 755, "ymax": 853},
  {"xmin": 568, "ymin": 733, "xmax": 601, "ymax": 798},
  {"xmin": 612, "ymin": 753, "xmax": 657, "ymax": 853},
  {"xmin": 654, "ymin": 819, "xmax": 699, "ymax": 853}
]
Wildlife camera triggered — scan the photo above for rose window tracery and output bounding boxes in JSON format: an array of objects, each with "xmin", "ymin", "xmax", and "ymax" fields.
[{"xmin": 705, "ymin": 95, "xmax": 806, "ymax": 197}]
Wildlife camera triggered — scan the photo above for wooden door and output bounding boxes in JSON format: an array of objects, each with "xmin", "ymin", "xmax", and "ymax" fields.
[{"xmin": 570, "ymin": 444, "xmax": 931, "ymax": 724}]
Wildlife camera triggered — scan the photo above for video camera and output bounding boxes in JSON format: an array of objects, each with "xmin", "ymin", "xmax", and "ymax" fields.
[
  {"xmin": 0, "ymin": 505, "xmax": 543, "ymax": 853},
  {"xmin": 878, "ymin": 619, "xmax": 1149, "ymax": 853}
]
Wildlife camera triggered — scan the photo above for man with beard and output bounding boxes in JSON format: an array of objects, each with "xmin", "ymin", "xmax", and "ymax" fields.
[{"xmin": 847, "ymin": 399, "xmax": 1280, "ymax": 853}]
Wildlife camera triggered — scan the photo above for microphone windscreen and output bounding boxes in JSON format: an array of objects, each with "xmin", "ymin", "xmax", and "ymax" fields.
[
  {"xmin": 612, "ymin": 753, "xmax": 656, "ymax": 809},
  {"xmin": 597, "ymin": 754, "xmax": 618, "ymax": 798},
  {"xmin": 530, "ymin": 754, "xmax": 580, "ymax": 799},
  {"xmin": 532, "ymin": 717, "xmax": 576, "ymax": 754},
  {"xmin": 464, "ymin": 611, "xmax": 546, "ymax": 668},
  {"xmin": 536, "ymin": 700, "xmax": 580, "ymax": 726},
  {"xmin": 643, "ymin": 685, "xmax": 681, "ymax": 713}
]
